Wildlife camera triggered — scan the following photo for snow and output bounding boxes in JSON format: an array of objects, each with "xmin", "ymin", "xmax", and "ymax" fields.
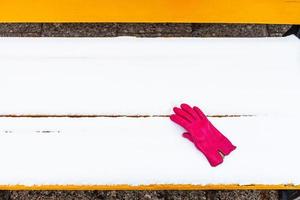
[
  {"xmin": 0, "ymin": 116, "xmax": 299, "ymax": 185},
  {"xmin": 0, "ymin": 36, "xmax": 299, "ymax": 186},
  {"xmin": 0, "ymin": 36, "xmax": 299, "ymax": 116}
]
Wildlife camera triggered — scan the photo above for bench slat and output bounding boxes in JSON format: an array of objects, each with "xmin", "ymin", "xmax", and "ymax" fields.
[
  {"xmin": 0, "ymin": 37, "xmax": 299, "ymax": 116},
  {"xmin": 0, "ymin": 0, "xmax": 300, "ymax": 23},
  {"xmin": 0, "ymin": 116, "xmax": 299, "ymax": 186}
]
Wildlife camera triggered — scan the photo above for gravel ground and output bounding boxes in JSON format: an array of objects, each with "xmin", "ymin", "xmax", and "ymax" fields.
[
  {"xmin": 0, "ymin": 23, "xmax": 291, "ymax": 37},
  {"xmin": 0, "ymin": 190, "xmax": 279, "ymax": 200},
  {"xmin": 0, "ymin": 23, "xmax": 290, "ymax": 200}
]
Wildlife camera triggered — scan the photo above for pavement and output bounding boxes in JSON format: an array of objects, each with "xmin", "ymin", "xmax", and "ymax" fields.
[
  {"xmin": 1, "ymin": 190, "xmax": 279, "ymax": 200},
  {"xmin": 0, "ymin": 23, "xmax": 291, "ymax": 37},
  {"xmin": 0, "ymin": 23, "xmax": 290, "ymax": 200}
]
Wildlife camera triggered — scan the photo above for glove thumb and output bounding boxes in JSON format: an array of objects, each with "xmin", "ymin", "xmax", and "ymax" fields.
[{"xmin": 182, "ymin": 132, "xmax": 194, "ymax": 143}]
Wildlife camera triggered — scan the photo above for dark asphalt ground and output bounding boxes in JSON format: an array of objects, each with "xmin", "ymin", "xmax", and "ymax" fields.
[
  {"xmin": 1, "ymin": 190, "xmax": 280, "ymax": 200},
  {"xmin": 0, "ymin": 23, "xmax": 291, "ymax": 37},
  {"xmin": 0, "ymin": 23, "xmax": 291, "ymax": 200}
]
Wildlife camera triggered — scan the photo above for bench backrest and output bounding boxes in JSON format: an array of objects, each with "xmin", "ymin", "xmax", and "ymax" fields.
[{"xmin": 0, "ymin": 0, "xmax": 299, "ymax": 23}]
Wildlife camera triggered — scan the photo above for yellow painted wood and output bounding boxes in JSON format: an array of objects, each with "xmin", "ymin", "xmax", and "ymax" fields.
[
  {"xmin": 0, "ymin": 0, "xmax": 299, "ymax": 23},
  {"xmin": 0, "ymin": 184, "xmax": 300, "ymax": 190}
]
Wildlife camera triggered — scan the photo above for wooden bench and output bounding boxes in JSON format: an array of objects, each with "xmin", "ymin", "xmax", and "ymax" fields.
[
  {"xmin": 1, "ymin": 0, "xmax": 300, "ymax": 190},
  {"xmin": 0, "ymin": 36, "xmax": 299, "ymax": 190},
  {"xmin": 0, "ymin": 0, "xmax": 300, "ymax": 23}
]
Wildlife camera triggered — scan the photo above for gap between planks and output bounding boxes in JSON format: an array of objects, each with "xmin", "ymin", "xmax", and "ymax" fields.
[
  {"xmin": 0, "ymin": 114, "xmax": 256, "ymax": 134},
  {"xmin": 0, "ymin": 114, "xmax": 255, "ymax": 118}
]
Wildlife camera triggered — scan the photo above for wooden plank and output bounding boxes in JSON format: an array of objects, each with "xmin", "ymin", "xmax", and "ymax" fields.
[
  {"xmin": 0, "ymin": 116, "xmax": 299, "ymax": 187},
  {"xmin": 0, "ymin": 0, "xmax": 300, "ymax": 23},
  {"xmin": 0, "ymin": 37, "xmax": 299, "ymax": 116}
]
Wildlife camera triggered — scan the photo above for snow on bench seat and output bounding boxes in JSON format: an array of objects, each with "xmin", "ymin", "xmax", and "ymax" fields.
[
  {"xmin": 0, "ymin": 36, "xmax": 299, "ymax": 189},
  {"xmin": 0, "ymin": 116, "xmax": 299, "ymax": 187}
]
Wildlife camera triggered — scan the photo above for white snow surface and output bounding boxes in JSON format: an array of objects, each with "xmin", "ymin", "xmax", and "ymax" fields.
[
  {"xmin": 0, "ymin": 116, "xmax": 299, "ymax": 185},
  {"xmin": 0, "ymin": 36, "xmax": 299, "ymax": 116},
  {"xmin": 0, "ymin": 36, "xmax": 299, "ymax": 185}
]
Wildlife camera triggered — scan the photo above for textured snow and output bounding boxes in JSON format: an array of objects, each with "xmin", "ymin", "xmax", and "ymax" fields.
[
  {"xmin": 0, "ymin": 116, "xmax": 299, "ymax": 185},
  {"xmin": 0, "ymin": 36, "xmax": 299, "ymax": 116}
]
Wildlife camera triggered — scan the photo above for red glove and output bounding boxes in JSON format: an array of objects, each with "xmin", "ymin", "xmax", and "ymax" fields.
[{"xmin": 170, "ymin": 103, "xmax": 236, "ymax": 167}]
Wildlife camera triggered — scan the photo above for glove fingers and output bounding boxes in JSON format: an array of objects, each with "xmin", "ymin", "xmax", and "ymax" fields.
[
  {"xmin": 170, "ymin": 114, "xmax": 189, "ymax": 129},
  {"xmin": 193, "ymin": 106, "xmax": 206, "ymax": 120},
  {"xmin": 173, "ymin": 107, "xmax": 193, "ymax": 122},
  {"xmin": 182, "ymin": 132, "xmax": 194, "ymax": 143},
  {"xmin": 181, "ymin": 103, "xmax": 199, "ymax": 120}
]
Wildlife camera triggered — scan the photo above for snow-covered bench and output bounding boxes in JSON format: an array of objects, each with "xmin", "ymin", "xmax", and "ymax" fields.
[{"xmin": 0, "ymin": 36, "xmax": 299, "ymax": 189}]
